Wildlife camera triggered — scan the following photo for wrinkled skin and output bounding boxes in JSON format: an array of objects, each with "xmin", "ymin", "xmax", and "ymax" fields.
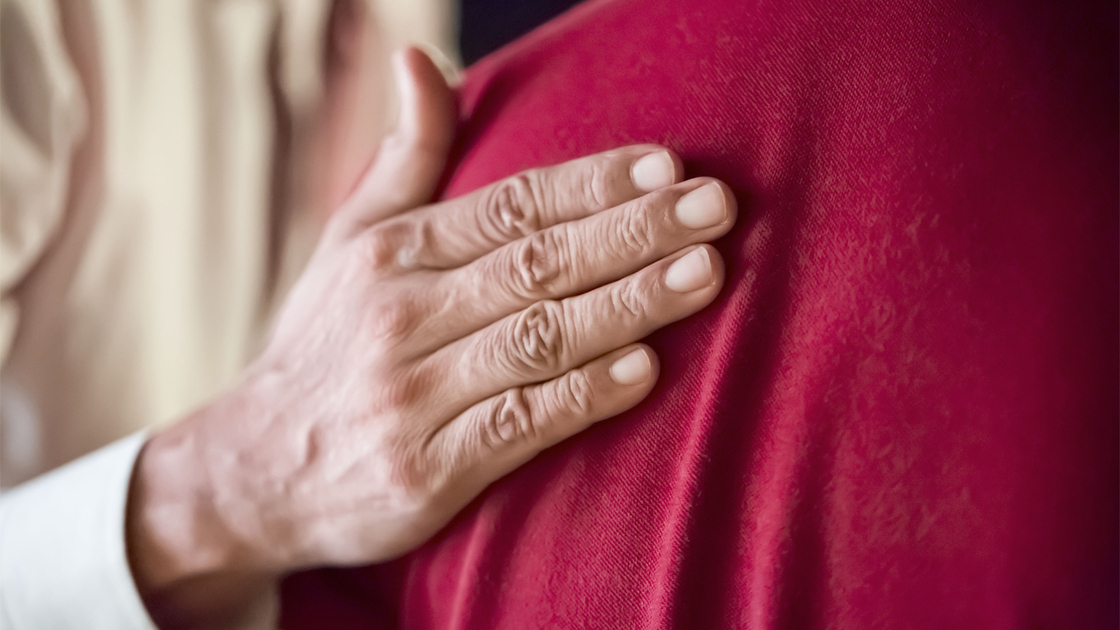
[{"xmin": 126, "ymin": 49, "xmax": 737, "ymax": 629}]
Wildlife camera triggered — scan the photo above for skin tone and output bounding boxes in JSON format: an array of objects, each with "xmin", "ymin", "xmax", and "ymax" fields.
[{"xmin": 126, "ymin": 49, "xmax": 737, "ymax": 628}]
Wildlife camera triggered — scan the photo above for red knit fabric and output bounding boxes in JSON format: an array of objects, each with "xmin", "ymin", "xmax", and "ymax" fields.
[{"xmin": 281, "ymin": 0, "xmax": 1118, "ymax": 627}]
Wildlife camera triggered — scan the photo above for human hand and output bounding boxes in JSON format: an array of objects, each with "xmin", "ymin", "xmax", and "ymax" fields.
[{"xmin": 127, "ymin": 47, "xmax": 736, "ymax": 625}]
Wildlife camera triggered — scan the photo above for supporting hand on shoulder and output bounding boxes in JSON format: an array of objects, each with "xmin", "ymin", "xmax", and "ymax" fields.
[{"xmin": 126, "ymin": 47, "xmax": 737, "ymax": 629}]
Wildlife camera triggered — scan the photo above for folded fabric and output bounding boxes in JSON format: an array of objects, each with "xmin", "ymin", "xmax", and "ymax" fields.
[{"xmin": 281, "ymin": 0, "xmax": 1118, "ymax": 627}]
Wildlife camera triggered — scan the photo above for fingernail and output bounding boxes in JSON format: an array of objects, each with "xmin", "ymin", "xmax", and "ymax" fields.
[
  {"xmin": 412, "ymin": 42, "xmax": 461, "ymax": 85},
  {"xmin": 675, "ymin": 182, "xmax": 726, "ymax": 229},
  {"xmin": 665, "ymin": 248, "xmax": 713, "ymax": 292},
  {"xmin": 610, "ymin": 349, "xmax": 652, "ymax": 385},
  {"xmin": 631, "ymin": 151, "xmax": 675, "ymax": 192}
]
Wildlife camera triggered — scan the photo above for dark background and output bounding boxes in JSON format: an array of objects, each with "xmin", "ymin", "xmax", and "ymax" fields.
[{"xmin": 459, "ymin": 0, "xmax": 584, "ymax": 64}]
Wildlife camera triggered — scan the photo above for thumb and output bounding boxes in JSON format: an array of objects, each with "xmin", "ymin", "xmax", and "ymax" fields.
[{"xmin": 331, "ymin": 46, "xmax": 457, "ymax": 242}]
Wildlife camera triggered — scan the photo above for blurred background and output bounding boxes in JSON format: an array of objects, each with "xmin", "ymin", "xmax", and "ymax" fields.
[
  {"xmin": 458, "ymin": 0, "xmax": 581, "ymax": 63},
  {"xmin": 0, "ymin": 0, "xmax": 584, "ymax": 487}
]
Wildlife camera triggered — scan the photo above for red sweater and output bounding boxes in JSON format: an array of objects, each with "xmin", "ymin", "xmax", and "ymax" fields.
[{"xmin": 282, "ymin": 0, "xmax": 1118, "ymax": 627}]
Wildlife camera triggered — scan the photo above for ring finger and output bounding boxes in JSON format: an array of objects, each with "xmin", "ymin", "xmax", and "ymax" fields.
[{"xmin": 414, "ymin": 244, "xmax": 724, "ymax": 422}]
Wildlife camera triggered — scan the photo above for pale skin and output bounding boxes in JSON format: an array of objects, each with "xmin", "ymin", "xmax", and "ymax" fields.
[{"xmin": 126, "ymin": 49, "xmax": 737, "ymax": 628}]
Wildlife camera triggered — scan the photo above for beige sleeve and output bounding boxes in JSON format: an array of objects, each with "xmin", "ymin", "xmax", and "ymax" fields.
[{"xmin": 0, "ymin": 0, "xmax": 87, "ymax": 364}]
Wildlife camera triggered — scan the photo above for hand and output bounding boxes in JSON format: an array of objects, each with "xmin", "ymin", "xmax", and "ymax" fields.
[{"xmin": 126, "ymin": 48, "xmax": 737, "ymax": 627}]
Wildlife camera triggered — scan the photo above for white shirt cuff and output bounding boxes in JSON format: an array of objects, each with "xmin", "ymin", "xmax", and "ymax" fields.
[{"xmin": 0, "ymin": 432, "xmax": 157, "ymax": 630}]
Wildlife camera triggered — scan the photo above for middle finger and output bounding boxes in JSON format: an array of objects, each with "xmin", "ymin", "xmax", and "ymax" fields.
[
  {"xmin": 413, "ymin": 244, "xmax": 725, "ymax": 422},
  {"xmin": 413, "ymin": 177, "xmax": 735, "ymax": 352}
]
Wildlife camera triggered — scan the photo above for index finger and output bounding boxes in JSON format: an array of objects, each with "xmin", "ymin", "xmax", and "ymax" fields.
[{"xmin": 367, "ymin": 145, "xmax": 683, "ymax": 271}]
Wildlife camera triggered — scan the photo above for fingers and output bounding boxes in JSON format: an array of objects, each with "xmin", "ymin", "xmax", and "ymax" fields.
[
  {"xmin": 329, "ymin": 47, "xmax": 456, "ymax": 243},
  {"xmin": 422, "ymin": 345, "xmax": 659, "ymax": 497},
  {"xmin": 361, "ymin": 145, "xmax": 683, "ymax": 271},
  {"xmin": 423, "ymin": 178, "xmax": 735, "ymax": 348},
  {"xmin": 417, "ymin": 244, "xmax": 724, "ymax": 419}
]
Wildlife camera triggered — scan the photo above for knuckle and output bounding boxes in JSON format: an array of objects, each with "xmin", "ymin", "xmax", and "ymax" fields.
[
  {"xmin": 363, "ymin": 297, "xmax": 417, "ymax": 343},
  {"xmin": 510, "ymin": 300, "xmax": 566, "ymax": 372},
  {"xmin": 482, "ymin": 388, "xmax": 539, "ymax": 449},
  {"xmin": 485, "ymin": 173, "xmax": 542, "ymax": 240},
  {"xmin": 584, "ymin": 159, "xmax": 612, "ymax": 209},
  {"xmin": 616, "ymin": 200, "xmax": 656, "ymax": 254},
  {"xmin": 610, "ymin": 280, "xmax": 648, "ymax": 320},
  {"xmin": 387, "ymin": 432, "xmax": 442, "ymax": 501},
  {"xmin": 376, "ymin": 368, "xmax": 428, "ymax": 413},
  {"xmin": 397, "ymin": 218, "xmax": 432, "ymax": 271},
  {"xmin": 511, "ymin": 230, "xmax": 563, "ymax": 297},
  {"xmin": 359, "ymin": 219, "xmax": 421, "ymax": 273},
  {"xmin": 358, "ymin": 225, "xmax": 398, "ymax": 272},
  {"xmin": 556, "ymin": 369, "xmax": 594, "ymax": 416}
]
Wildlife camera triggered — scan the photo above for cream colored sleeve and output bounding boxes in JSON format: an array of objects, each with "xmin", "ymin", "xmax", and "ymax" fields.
[{"xmin": 0, "ymin": 0, "xmax": 87, "ymax": 365}]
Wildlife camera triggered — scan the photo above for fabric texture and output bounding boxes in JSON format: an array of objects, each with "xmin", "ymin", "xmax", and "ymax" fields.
[
  {"xmin": 281, "ymin": 0, "xmax": 1119, "ymax": 627},
  {"xmin": 0, "ymin": 0, "xmax": 322, "ymax": 487},
  {"xmin": 0, "ymin": 0, "xmax": 457, "ymax": 487},
  {"xmin": 0, "ymin": 1, "xmax": 454, "ymax": 628}
]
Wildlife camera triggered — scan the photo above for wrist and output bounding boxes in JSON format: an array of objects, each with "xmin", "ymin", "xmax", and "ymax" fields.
[
  {"xmin": 125, "ymin": 390, "xmax": 277, "ymax": 626},
  {"xmin": 126, "ymin": 424, "xmax": 233, "ymax": 591}
]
